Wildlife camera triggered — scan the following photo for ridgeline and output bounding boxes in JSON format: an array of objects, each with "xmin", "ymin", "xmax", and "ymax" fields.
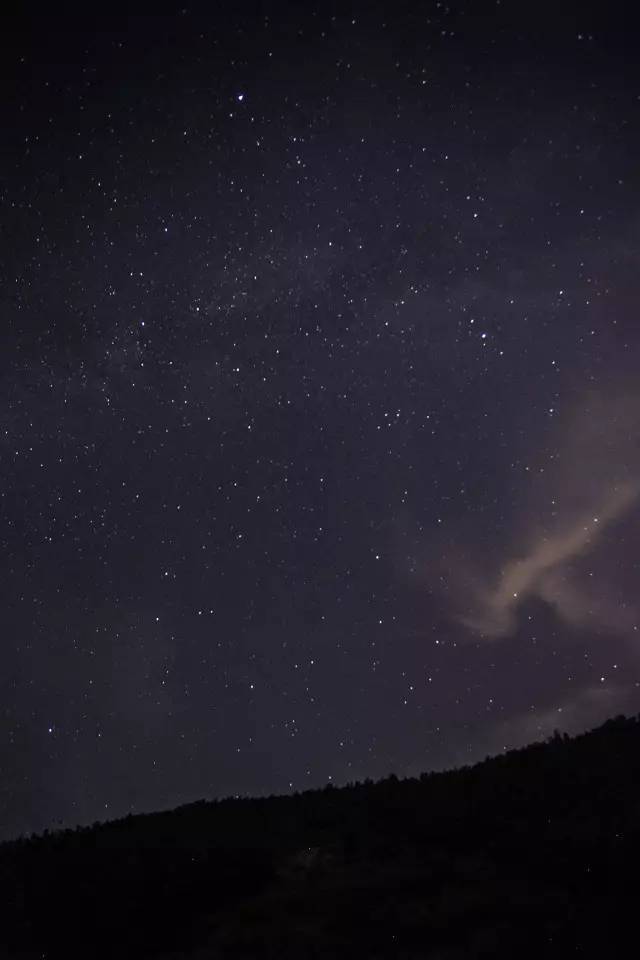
[{"xmin": 2, "ymin": 713, "xmax": 639, "ymax": 958}]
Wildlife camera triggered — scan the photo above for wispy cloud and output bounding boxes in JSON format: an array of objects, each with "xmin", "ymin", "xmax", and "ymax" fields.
[
  {"xmin": 435, "ymin": 387, "xmax": 640, "ymax": 640},
  {"xmin": 490, "ymin": 680, "xmax": 636, "ymax": 749},
  {"xmin": 460, "ymin": 480, "xmax": 638, "ymax": 637}
]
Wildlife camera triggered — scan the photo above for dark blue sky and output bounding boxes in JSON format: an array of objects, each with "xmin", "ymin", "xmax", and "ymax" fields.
[{"xmin": 2, "ymin": 1, "xmax": 640, "ymax": 839}]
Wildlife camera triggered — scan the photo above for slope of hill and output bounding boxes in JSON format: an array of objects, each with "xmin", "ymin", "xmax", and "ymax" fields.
[{"xmin": 2, "ymin": 713, "xmax": 639, "ymax": 958}]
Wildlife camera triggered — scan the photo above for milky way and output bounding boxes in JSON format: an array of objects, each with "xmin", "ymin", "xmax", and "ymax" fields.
[{"xmin": 1, "ymin": 2, "xmax": 639, "ymax": 839}]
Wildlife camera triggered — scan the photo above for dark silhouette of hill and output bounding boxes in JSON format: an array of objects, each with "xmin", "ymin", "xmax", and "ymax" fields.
[{"xmin": 1, "ymin": 713, "xmax": 639, "ymax": 958}]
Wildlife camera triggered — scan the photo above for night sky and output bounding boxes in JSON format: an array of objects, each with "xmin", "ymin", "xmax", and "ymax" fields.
[{"xmin": 2, "ymin": 1, "xmax": 640, "ymax": 841}]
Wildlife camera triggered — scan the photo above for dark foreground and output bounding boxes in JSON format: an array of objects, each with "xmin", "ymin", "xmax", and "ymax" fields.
[{"xmin": 1, "ymin": 714, "xmax": 639, "ymax": 958}]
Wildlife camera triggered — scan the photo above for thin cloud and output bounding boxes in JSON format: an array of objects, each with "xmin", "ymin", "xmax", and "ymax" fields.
[
  {"xmin": 489, "ymin": 681, "xmax": 633, "ymax": 750},
  {"xmin": 435, "ymin": 387, "xmax": 640, "ymax": 640},
  {"xmin": 460, "ymin": 481, "xmax": 638, "ymax": 637}
]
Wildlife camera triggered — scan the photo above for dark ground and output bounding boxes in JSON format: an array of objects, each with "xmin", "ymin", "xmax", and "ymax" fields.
[{"xmin": 1, "ymin": 713, "xmax": 638, "ymax": 958}]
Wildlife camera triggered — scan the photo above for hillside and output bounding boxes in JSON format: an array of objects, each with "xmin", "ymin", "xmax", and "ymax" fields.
[{"xmin": 2, "ymin": 714, "xmax": 639, "ymax": 958}]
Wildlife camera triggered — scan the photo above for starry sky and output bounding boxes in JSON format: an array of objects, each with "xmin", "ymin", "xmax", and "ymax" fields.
[{"xmin": 2, "ymin": 1, "xmax": 640, "ymax": 840}]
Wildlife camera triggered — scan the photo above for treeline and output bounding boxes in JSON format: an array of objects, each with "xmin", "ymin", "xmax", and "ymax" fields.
[{"xmin": 1, "ymin": 713, "xmax": 639, "ymax": 958}]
